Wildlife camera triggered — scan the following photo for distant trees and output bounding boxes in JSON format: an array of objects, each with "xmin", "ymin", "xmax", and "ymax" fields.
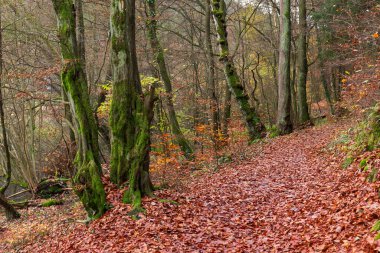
[{"xmin": 144, "ymin": 0, "xmax": 193, "ymax": 157}]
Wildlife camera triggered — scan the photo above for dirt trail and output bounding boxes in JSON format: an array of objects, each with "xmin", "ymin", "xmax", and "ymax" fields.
[{"xmin": 16, "ymin": 121, "xmax": 380, "ymax": 252}]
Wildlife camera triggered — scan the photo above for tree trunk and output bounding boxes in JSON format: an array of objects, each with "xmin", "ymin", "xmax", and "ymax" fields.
[
  {"xmin": 52, "ymin": 0, "xmax": 107, "ymax": 220},
  {"xmin": 110, "ymin": 0, "xmax": 154, "ymax": 212},
  {"xmin": 75, "ymin": 0, "xmax": 87, "ymax": 78},
  {"xmin": 205, "ymin": 0, "xmax": 220, "ymax": 139},
  {"xmin": 316, "ymin": 29, "xmax": 335, "ymax": 115},
  {"xmin": 0, "ymin": 7, "xmax": 11, "ymax": 194},
  {"xmin": 0, "ymin": 6, "xmax": 20, "ymax": 221},
  {"xmin": 144, "ymin": 0, "xmax": 193, "ymax": 158},
  {"xmin": 222, "ymin": 80, "xmax": 232, "ymax": 137},
  {"xmin": 0, "ymin": 194, "xmax": 20, "ymax": 220},
  {"xmin": 277, "ymin": 0, "xmax": 293, "ymax": 134},
  {"xmin": 211, "ymin": 0, "xmax": 263, "ymax": 140},
  {"xmin": 296, "ymin": 0, "xmax": 310, "ymax": 123}
]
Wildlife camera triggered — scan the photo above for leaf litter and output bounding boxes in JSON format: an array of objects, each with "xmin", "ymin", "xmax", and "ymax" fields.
[{"xmin": 2, "ymin": 119, "xmax": 380, "ymax": 252}]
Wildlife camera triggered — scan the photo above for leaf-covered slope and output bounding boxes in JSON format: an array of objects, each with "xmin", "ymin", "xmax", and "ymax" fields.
[{"xmin": 7, "ymin": 120, "xmax": 380, "ymax": 252}]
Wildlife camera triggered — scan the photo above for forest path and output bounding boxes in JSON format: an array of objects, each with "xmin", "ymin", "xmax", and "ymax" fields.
[{"xmin": 21, "ymin": 120, "xmax": 380, "ymax": 252}]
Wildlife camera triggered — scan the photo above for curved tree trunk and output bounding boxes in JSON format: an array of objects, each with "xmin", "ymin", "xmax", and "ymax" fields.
[
  {"xmin": 52, "ymin": 0, "xmax": 107, "ymax": 220},
  {"xmin": 296, "ymin": 0, "xmax": 310, "ymax": 123},
  {"xmin": 277, "ymin": 0, "xmax": 293, "ymax": 134},
  {"xmin": 110, "ymin": 0, "xmax": 154, "ymax": 212},
  {"xmin": 0, "ymin": 6, "xmax": 20, "ymax": 221},
  {"xmin": 0, "ymin": 10, "xmax": 11, "ymax": 195},
  {"xmin": 0, "ymin": 194, "xmax": 20, "ymax": 220},
  {"xmin": 211, "ymin": 0, "xmax": 264, "ymax": 140},
  {"xmin": 144, "ymin": 0, "xmax": 193, "ymax": 158}
]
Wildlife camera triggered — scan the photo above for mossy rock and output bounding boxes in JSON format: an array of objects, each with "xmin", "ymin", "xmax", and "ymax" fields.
[{"xmin": 36, "ymin": 178, "xmax": 68, "ymax": 199}]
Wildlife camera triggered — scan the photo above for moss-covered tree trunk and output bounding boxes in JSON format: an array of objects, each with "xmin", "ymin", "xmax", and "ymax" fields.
[
  {"xmin": 52, "ymin": 0, "xmax": 107, "ymax": 219},
  {"xmin": 296, "ymin": 0, "xmax": 310, "ymax": 123},
  {"xmin": 211, "ymin": 0, "xmax": 263, "ymax": 140},
  {"xmin": 110, "ymin": 0, "xmax": 154, "ymax": 211},
  {"xmin": 277, "ymin": 0, "xmax": 293, "ymax": 134},
  {"xmin": 0, "ymin": 194, "xmax": 20, "ymax": 220},
  {"xmin": 144, "ymin": 0, "xmax": 193, "ymax": 158}
]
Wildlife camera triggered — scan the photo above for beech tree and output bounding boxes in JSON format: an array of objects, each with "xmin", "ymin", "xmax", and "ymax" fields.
[
  {"xmin": 296, "ymin": 0, "xmax": 310, "ymax": 123},
  {"xmin": 205, "ymin": 0, "xmax": 220, "ymax": 139},
  {"xmin": 51, "ymin": 0, "xmax": 107, "ymax": 219},
  {"xmin": 144, "ymin": 0, "xmax": 193, "ymax": 157},
  {"xmin": 211, "ymin": 0, "xmax": 264, "ymax": 140},
  {"xmin": 277, "ymin": 0, "xmax": 292, "ymax": 134},
  {"xmin": 110, "ymin": 0, "xmax": 155, "ymax": 212}
]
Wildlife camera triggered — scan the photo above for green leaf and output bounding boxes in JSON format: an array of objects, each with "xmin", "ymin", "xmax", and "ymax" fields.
[{"xmin": 371, "ymin": 220, "xmax": 380, "ymax": 232}]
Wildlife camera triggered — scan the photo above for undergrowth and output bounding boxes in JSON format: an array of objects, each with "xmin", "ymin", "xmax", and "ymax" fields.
[{"xmin": 329, "ymin": 104, "xmax": 380, "ymax": 239}]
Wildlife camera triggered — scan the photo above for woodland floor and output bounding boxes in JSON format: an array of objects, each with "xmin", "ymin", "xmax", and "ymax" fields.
[{"xmin": 2, "ymin": 118, "xmax": 380, "ymax": 252}]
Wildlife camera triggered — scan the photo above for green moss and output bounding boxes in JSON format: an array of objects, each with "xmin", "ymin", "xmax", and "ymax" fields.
[
  {"xmin": 359, "ymin": 159, "xmax": 367, "ymax": 169},
  {"xmin": 266, "ymin": 125, "xmax": 280, "ymax": 138},
  {"xmin": 73, "ymin": 152, "xmax": 107, "ymax": 219},
  {"xmin": 313, "ymin": 117, "xmax": 327, "ymax": 126},
  {"xmin": 367, "ymin": 168, "xmax": 379, "ymax": 183},
  {"xmin": 10, "ymin": 180, "xmax": 28, "ymax": 189},
  {"xmin": 342, "ymin": 156, "xmax": 353, "ymax": 169},
  {"xmin": 41, "ymin": 199, "xmax": 63, "ymax": 207}
]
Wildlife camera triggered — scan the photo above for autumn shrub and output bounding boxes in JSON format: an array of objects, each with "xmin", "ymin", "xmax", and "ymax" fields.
[
  {"xmin": 351, "ymin": 105, "xmax": 380, "ymax": 153},
  {"xmin": 266, "ymin": 125, "xmax": 280, "ymax": 138}
]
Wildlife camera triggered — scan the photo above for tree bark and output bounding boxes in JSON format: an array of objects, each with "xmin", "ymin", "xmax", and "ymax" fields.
[
  {"xmin": 110, "ymin": 0, "xmax": 154, "ymax": 212},
  {"xmin": 75, "ymin": 0, "xmax": 87, "ymax": 78},
  {"xmin": 0, "ymin": 7, "xmax": 11, "ymax": 194},
  {"xmin": 277, "ymin": 0, "xmax": 293, "ymax": 134},
  {"xmin": 0, "ymin": 194, "xmax": 20, "ymax": 220},
  {"xmin": 144, "ymin": 0, "xmax": 193, "ymax": 158},
  {"xmin": 222, "ymin": 81, "xmax": 231, "ymax": 137},
  {"xmin": 316, "ymin": 29, "xmax": 335, "ymax": 115},
  {"xmin": 211, "ymin": 0, "xmax": 264, "ymax": 140},
  {"xmin": 205, "ymin": 0, "xmax": 220, "ymax": 139},
  {"xmin": 296, "ymin": 0, "xmax": 310, "ymax": 123},
  {"xmin": 52, "ymin": 0, "xmax": 107, "ymax": 219}
]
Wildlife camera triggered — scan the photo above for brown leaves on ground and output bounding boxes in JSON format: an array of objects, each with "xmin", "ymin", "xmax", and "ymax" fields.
[{"xmin": 2, "ymin": 119, "xmax": 380, "ymax": 252}]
